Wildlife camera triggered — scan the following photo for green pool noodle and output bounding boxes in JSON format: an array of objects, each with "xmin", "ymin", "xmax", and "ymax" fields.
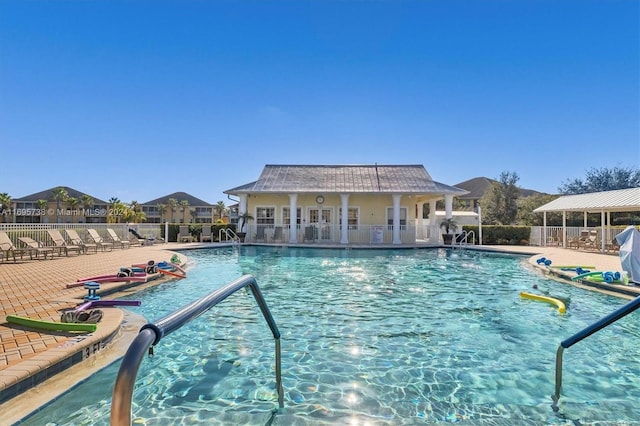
[{"xmin": 6, "ymin": 315, "xmax": 97, "ymax": 333}]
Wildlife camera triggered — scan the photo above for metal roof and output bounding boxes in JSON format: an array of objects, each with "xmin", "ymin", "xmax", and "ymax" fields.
[
  {"xmin": 533, "ymin": 187, "xmax": 640, "ymax": 213},
  {"xmin": 225, "ymin": 165, "xmax": 468, "ymax": 196}
]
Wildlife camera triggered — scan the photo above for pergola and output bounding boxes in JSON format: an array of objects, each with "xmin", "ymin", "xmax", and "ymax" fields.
[{"xmin": 534, "ymin": 187, "xmax": 640, "ymax": 251}]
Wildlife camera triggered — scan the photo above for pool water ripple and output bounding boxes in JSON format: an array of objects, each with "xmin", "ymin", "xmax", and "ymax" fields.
[{"xmin": 22, "ymin": 247, "xmax": 640, "ymax": 425}]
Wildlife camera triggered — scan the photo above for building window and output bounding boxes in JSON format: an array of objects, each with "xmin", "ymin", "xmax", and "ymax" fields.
[
  {"xmin": 339, "ymin": 207, "xmax": 359, "ymax": 229},
  {"xmin": 282, "ymin": 207, "xmax": 301, "ymax": 226},
  {"xmin": 256, "ymin": 207, "xmax": 275, "ymax": 225},
  {"xmin": 386, "ymin": 207, "xmax": 407, "ymax": 227}
]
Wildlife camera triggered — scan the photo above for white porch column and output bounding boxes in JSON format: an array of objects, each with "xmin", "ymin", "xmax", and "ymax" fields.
[
  {"xmin": 562, "ymin": 211, "xmax": 567, "ymax": 248},
  {"xmin": 429, "ymin": 201, "xmax": 438, "ymax": 243},
  {"xmin": 444, "ymin": 194, "xmax": 453, "ymax": 218},
  {"xmin": 543, "ymin": 212, "xmax": 547, "ymax": 247},
  {"xmin": 600, "ymin": 210, "xmax": 606, "ymax": 252},
  {"xmin": 392, "ymin": 194, "xmax": 402, "ymax": 244},
  {"xmin": 289, "ymin": 193, "xmax": 298, "ymax": 244},
  {"xmin": 417, "ymin": 202, "xmax": 425, "ymax": 240},
  {"xmin": 583, "ymin": 211, "xmax": 588, "ymax": 227},
  {"xmin": 340, "ymin": 194, "xmax": 350, "ymax": 244}
]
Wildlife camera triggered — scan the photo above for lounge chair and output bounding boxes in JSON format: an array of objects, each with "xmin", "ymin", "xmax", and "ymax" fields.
[
  {"xmin": 107, "ymin": 228, "xmax": 131, "ymax": 249},
  {"xmin": 18, "ymin": 237, "xmax": 55, "ymax": 260},
  {"xmin": 0, "ymin": 231, "xmax": 26, "ymax": 262},
  {"xmin": 303, "ymin": 226, "xmax": 315, "ymax": 242},
  {"xmin": 200, "ymin": 225, "xmax": 213, "ymax": 242},
  {"xmin": 272, "ymin": 226, "xmax": 283, "ymax": 243},
  {"xmin": 65, "ymin": 229, "xmax": 98, "ymax": 254},
  {"xmin": 46, "ymin": 229, "xmax": 82, "ymax": 256},
  {"xmin": 255, "ymin": 226, "xmax": 266, "ymax": 242},
  {"xmin": 178, "ymin": 225, "xmax": 194, "ymax": 242},
  {"xmin": 87, "ymin": 229, "xmax": 114, "ymax": 252}
]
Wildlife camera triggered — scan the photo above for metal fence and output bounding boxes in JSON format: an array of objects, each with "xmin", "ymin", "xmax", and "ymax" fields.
[
  {"xmin": 530, "ymin": 225, "xmax": 626, "ymax": 249},
  {"xmin": 244, "ymin": 224, "xmax": 417, "ymax": 244},
  {"xmin": 0, "ymin": 223, "xmax": 164, "ymax": 247}
]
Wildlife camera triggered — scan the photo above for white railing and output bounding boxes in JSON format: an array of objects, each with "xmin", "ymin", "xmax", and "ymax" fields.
[
  {"xmin": 0, "ymin": 223, "xmax": 164, "ymax": 247},
  {"xmin": 244, "ymin": 224, "xmax": 417, "ymax": 244},
  {"xmin": 530, "ymin": 226, "xmax": 627, "ymax": 249}
]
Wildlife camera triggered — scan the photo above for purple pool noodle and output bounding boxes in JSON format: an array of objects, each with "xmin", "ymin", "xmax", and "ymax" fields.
[{"xmin": 91, "ymin": 300, "xmax": 142, "ymax": 308}]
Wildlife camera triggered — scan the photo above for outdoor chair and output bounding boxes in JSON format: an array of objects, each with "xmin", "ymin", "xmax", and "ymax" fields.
[
  {"xmin": 18, "ymin": 237, "xmax": 55, "ymax": 260},
  {"xmin": 178, "ymin": 225, "xmax": 194, "ymax": 242},
  {"xmin": 569, "ymin": 230, "xmax": 590, "ymax": 249},
  {"xmin": 0, "ymin": 231, "xmax": 26, "ymax": 262},
  {"xmin": 46, "ymin": 229, "xmax": 82, "ymax": 256},
  {"xmin": 107, "ymin": 228, "xmax": 131, "ymax": 249},
  {"xmin": 272, "ymin": 226, "xmax": 283, "ymax": 242},
  {"xmin": 255, "ymin": 226, "xmax": 266, "ymax": 242},
  {"xmin": 87, "ymin": 229, "xmax": 114, "ymax": 252},
  {"xmin": 303, "ymin": 226, "xmax": 315, "ymax": 242},
  {"xmin": 200, "ymin": 225, "xmax": 213, "ymax": 243},
  {"xmin": 65, "ymin": 229, "xmax": 98, "ymax": 254}
]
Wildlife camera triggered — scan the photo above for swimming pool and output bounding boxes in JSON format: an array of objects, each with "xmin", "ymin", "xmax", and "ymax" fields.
[{"xmin": 22, "ymin": 247, "xmax": 640, "ymax": 424}]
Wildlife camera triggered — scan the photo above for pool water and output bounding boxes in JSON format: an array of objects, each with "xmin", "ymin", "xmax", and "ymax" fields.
[{"xmin": 22, "ymin": 247, "xmax": 640, "ymax": 425}]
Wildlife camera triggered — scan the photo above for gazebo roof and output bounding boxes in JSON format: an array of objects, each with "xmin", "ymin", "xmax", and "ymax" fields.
[{"xmin": 533, "ymin": 187, "xmax": 640, "ymax": 213}]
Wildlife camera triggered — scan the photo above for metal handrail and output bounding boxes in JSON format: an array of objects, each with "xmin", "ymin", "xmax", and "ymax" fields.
[
  {"xmin": 219, "ymin": 227, "xmax": 240, "ymax": 243},
  {"xmin": 552, "ymin": 295, "xmax": 640, "ymax": 410},
  {"xmin": 110, "ymin": 274, "xmax": 283, "ymax": 425},
  {"xmin": 455, "ymin": 230, "xmax": 475, "ymax": 248}
]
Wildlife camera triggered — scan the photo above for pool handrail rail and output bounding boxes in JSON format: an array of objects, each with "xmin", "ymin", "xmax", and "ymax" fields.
[
  {"xmin": 552, "ymin": 295, "xmax": 640, "ymax": 410},
  {"xmin": 110, "ymin": 274, "xmax": 283, "ymax": 425}
]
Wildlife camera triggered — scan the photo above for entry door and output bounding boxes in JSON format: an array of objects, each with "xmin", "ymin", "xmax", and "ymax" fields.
[{"xmin": 308, "ymin": 208, "xmax": 332, "ymax": 241}]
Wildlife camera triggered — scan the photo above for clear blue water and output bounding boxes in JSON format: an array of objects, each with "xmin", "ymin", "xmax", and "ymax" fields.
[{"xmin": 21, "ymin": 247, "xmax": 640, "ymax": 425}]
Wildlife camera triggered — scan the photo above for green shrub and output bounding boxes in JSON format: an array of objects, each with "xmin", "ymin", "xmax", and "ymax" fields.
[{"xmin": 462, "ymin": 225, "xmax": 531, "ymax": 245}]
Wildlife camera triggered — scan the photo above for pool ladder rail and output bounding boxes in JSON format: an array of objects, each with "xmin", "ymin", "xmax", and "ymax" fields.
[
  {"xmin": 552, "ymin": 295, "xmax": 640, "ymax": 410},
  {"xmin": 455, "ymin": 230, "xmax": 475, "ymax": 248},
  {"xmin": 219, "ymin": 227, "xmax": 241, "ymax": 243},
  {"xmin": 110, "ymin": 274, "xmax": 283, "ymax": 426}
]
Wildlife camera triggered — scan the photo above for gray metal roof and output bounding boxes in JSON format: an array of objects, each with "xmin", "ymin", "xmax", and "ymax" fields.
[
  {"xmin": 225, "ymin": 164, "xmax": 468, "ymax": 195},
  {"xmin": 533, "ymin": 187, "xmax": 640, "ymax": 213}
]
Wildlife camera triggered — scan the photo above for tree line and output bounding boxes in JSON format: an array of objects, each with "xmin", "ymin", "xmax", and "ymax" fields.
[{"xmin": 481, "ymin": 166, "xmax": 640, "ymax": 226}]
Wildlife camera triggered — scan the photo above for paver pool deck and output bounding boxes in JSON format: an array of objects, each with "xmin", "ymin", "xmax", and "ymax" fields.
[{"xmin": 0, "ymin": 242, "xmax": 637, "ymax": 423}]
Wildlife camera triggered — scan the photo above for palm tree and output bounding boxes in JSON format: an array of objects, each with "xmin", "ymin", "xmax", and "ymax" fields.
[
  {"xmin": 180, "ymin": 200, "xmax": 190, "ymax": 223},
  {"xmin": 237, "ymin": 212, "xmax": 254, "ymax": 233},
  {"xmin": 36, "ymin": 199, "xmax": 48, "ymax": 222},
  {"xmin": 51, "ymin": 187, "xmax": 69, "ymax": 223},
  {"xmin": 66, "ymin": 197, "xmax": 79, "ymax": 223},
  {"xmin": 214, "ymin": 201, "xmax": 226, "ymax": 221},
  {"xmin": 0, "ymin": 192, "xmax": 12, "ymax": 223},
  {"xmin": 128, "ymin": 201, "xmax": 146, "ymax": 223},
  {"xmin": 134, "ymin": 210, "xmax": 147, "ymax": 223},
  {"xmin": 67, "ymin": 197, "xmax": 79, "ymax": 210},
  {"xmin": 168, "ymin": 198, "xmax": 178, "ymax": 223},
  {"xmin": 156, "ymin": 203, "xmax": 167, "ymax": 223},
  {"xmin": 80, "ymin": 194, "xmax": 94, "ymax": 221}
]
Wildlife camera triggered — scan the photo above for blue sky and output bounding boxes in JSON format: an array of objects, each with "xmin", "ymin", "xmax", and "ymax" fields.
[{"xmin": 1, "ymin": 0, "xmax": 638, "ymax": 205}]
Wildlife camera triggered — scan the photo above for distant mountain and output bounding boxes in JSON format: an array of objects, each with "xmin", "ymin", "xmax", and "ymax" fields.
[{"xmin": 454, "ymin": 177, "xmax": 547, "ymax": 201}]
